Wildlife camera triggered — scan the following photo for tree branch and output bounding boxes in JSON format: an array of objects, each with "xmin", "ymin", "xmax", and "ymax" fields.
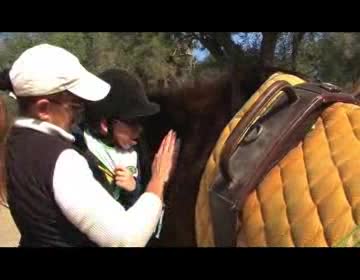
[{"xmin": 291, "ymin": 32, "xmax": 306, "ymax": 71}]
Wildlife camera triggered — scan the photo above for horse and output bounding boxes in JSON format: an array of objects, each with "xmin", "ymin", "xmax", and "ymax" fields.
[
  {"xmin": 0, "ymin": 93, "xmax": 10, "ymax": 205},
  {"xmin": 143, "ymin": 64, "xmax": 360, "ymax": 247},
  {"xmin": 143, "ymin": 65, "xmax": 300, "ymax": 246}
]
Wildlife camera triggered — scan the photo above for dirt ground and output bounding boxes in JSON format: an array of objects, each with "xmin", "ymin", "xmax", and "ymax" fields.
[{"xmin": 0, "ymin": 204, "xmax": 20, "ymax": 247}]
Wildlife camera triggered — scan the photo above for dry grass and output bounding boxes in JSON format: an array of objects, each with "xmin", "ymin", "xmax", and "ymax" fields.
[{"xmin": 0, "ymin": 204, "xmax": 20, "ymax": 247}]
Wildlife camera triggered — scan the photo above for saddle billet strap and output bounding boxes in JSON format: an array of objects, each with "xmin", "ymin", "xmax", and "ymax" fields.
[
  {"xmin": 210, "ymin": 82, "xmax": 358, "ymax": 247},
  {"xmin": 208, "ymin": 187, "xmax": 238, "ymax": 247}
]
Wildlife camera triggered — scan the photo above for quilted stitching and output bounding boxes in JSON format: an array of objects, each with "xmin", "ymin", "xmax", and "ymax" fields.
[{"xmin": 242, "ymin": 103, "xmax": 360, "ymax": 247}]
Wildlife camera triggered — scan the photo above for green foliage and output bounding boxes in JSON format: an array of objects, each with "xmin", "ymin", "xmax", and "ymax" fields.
[
  {"xmin": 0, "ymin": 32, "xmax": 194, "ymax": 91},
  {"xmin": 292, "ymin": 33, "xmax": 360, "ymax": 89},
  {"xmin": 0, "ymin": 33, "xmax": 43, "ymax": 70},
  {"xmin": 317, "ymin": 33, "xmax": 360, "ymax": 88},
  {"xmin": 40, "ymin": 33, "xmax": 93, "ymax": 68},
  {"xmin": 2, "ymin": 32, "xmax": 360, "ymax": 91}
]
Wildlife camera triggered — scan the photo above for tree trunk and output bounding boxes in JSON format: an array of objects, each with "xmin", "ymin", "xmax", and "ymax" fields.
[
  {"xmin": 260, "ymin": 32, "xmax": 280, "ymax": 67},
  {"xmin": 291, "ymin": 32, "xmax": 306, "ymax": 71}
]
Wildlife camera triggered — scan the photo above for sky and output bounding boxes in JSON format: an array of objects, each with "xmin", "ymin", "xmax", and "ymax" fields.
[
  {"xmin": 192, "ymin": 48, "xmax": 210, "ymax": 62},
  {"xmin": 191, "ymin": 32, "xmax": 262, "ymax": 62}
]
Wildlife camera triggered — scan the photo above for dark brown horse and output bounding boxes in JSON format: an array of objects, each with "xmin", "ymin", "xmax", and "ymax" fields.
[
  {"xmin": 143, "ymin": 64, "xmax": 312, "ymax": 247},
  {"xmin": 0, "ymin": 95, "xmax": 10, "ymax": 205}
]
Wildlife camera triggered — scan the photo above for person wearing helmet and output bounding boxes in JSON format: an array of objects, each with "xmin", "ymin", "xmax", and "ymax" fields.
[
  {"xmin": 1, "ymin": 44, "xmax": 178, "ymax": 247},
  {"xmin": 75, "ymin": 68, "xmax": 169, "ymax": 240},
  {"xmin": 76, "ymin": 69, "xmax": 159, "ymax": 208}
]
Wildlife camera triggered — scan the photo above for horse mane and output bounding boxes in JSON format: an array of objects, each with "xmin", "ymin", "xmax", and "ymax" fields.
[
  {"xmin": 150, "ymin": 71, "xmax": 231, "ymax": 114},
  {"xmin": 0, "ymin": 95, "xmax": 9, "ymax": 205},
  {"xmin": 145, "ymin": 71, "xmax": 233, "ymax": 154}
]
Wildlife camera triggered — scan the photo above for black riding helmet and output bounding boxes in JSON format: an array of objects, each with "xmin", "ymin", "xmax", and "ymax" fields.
[{"xmin": 84, "ymin": 69, "xmax": 160, "ymax": 136}]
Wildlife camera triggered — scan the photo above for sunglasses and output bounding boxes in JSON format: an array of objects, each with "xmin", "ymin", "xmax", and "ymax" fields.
[{"xmin": 48, "ymin": 98, "xmax": 85, "ymax": 112}]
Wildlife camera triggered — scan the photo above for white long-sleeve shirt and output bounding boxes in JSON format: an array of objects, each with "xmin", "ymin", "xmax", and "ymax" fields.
[{"xmin": 14, "ymin": 118, "xmax": 163, "ymax": 247}]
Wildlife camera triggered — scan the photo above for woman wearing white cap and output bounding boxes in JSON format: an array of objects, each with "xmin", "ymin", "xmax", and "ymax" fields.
[{"xmin": 0, "ymin": 44, "xmax": 178, "ymax": 247}]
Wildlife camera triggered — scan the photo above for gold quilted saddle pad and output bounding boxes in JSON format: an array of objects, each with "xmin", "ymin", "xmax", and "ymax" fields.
[{"xmin": 195, "ymin": 73, "xmax": 360, "ymax": 247}]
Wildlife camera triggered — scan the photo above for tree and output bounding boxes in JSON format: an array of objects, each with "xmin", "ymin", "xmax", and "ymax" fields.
[
  {"xmin": 317, "ymin": 33, "xmax": 360, "ymax": 89},
  {"xmin": 3, "ymin": 32, "xmax": 360, "ymax": 91},
  {"xmin": 294, "ymin": 33, "xmax": 360, "ymax": 89},
  {"xmin": 0, "ymin": 33, "xmax": 43, "ymax": 70},
  {"xmin": 173, "ymin": 32, "xmax": 314, "ymax": 76},
  {"xmin": 260, "ymin": 32, "xmax": 281, "ymax": 67},
  {"xmin": 0, "ymin": 32, "xmax": 194, "ymax": 92}
]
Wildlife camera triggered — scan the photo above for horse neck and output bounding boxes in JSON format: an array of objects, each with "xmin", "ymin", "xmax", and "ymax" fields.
[{"xmin": 146, "ymin": 83, "xmax": 237, "ymax": 246}]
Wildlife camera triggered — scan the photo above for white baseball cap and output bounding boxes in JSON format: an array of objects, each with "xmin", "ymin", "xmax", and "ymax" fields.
[{"xmin": 9, "ymin": 44, "xmax": 110, "ymax": 101}]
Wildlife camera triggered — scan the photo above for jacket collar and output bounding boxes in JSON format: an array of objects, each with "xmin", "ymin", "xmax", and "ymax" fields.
[{"xmin": 14, "ymin": 117, "xmax": 75, "ymax": 143}]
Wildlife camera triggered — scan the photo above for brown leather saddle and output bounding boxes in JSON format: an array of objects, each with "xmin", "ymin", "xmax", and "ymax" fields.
[{"xmin": 209, "ymin": 81, "xmax": 360, "ymax": 246}]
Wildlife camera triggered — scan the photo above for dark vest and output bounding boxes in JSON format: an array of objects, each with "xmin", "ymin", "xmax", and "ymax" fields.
[{"xmin": 6, "ymin": 127, "xmax": 97, "ymax": 247}]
